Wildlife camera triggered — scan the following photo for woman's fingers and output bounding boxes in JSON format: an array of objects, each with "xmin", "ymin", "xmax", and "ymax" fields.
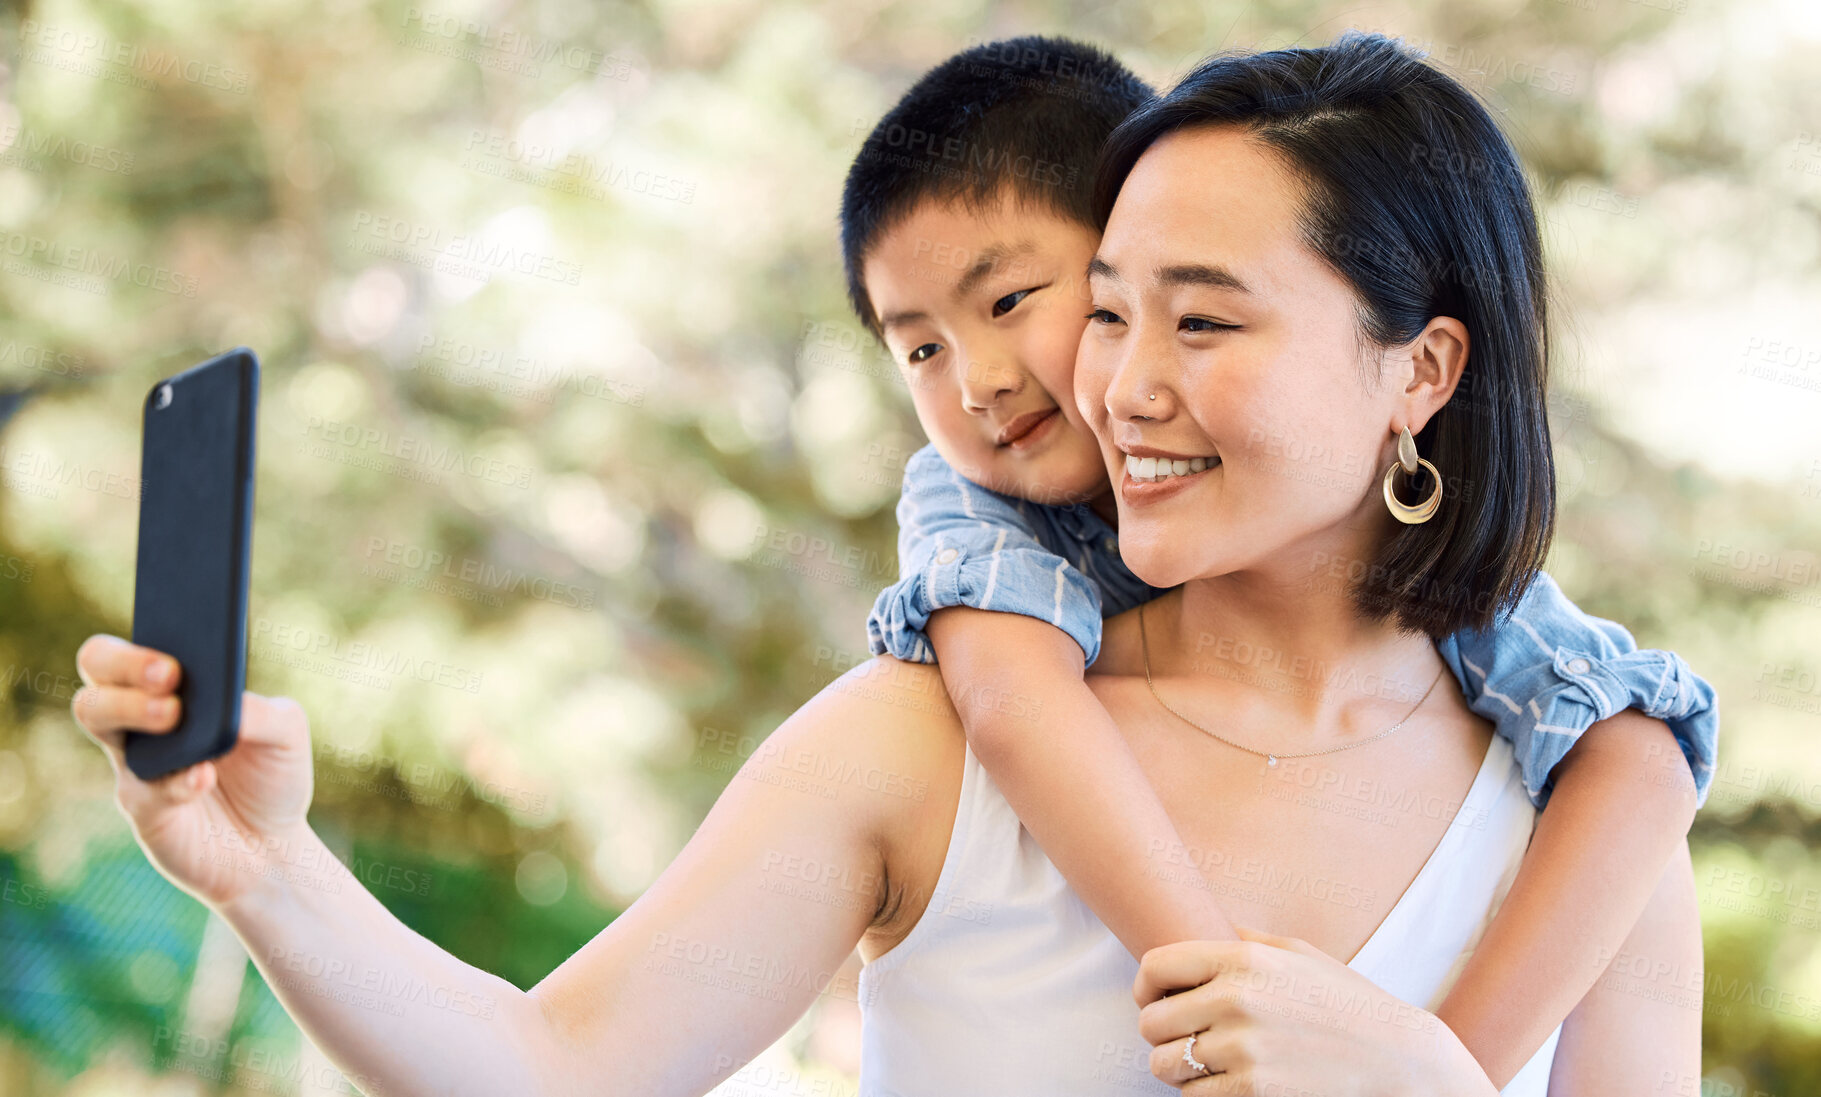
[
  {"xmin": 1135, "ymin": 938, "xmax": 1260, "ymax": 1008},
  {"xmin": 72, "ymin": 635, "xmax": 184, "ymax": 766},
  {"xmin": 73, "ymin": 683, "xmax": 182, "ymax": 739},
  {"xmin": 1231, "ymin": 924, "xmax": 1325, "ymax": 960},
  {"xmin": 76, "ymin": 634, "xmax": 181, "ymax": 693},
  {"xmin": 150, "ymin": 761, "xmax": 217, "ymax": 808},
  {"xmin": 227, "ymin": 691, "xmax": 310, "ymax": 753},
  {"xmin": 1139, "ymin": 976, "xmax": 1248, "ymax": 1046},
  {"xmin": 1151, "ymin": 1028, "xmax": 1254, "ymax": 1087}
]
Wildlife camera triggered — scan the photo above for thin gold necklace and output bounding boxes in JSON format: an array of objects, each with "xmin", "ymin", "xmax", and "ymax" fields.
[{"xmin": 1138, "ymin": 599, "xmax": 1447, "ymax": 769}]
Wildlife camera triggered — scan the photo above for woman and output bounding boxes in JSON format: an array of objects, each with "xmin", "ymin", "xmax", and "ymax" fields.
[{"xmin": 70, "ymin": 34, "xmax": 1699, "ymax": 1096}]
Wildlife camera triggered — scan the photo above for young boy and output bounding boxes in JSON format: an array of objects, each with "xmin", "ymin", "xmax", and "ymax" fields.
[{"xmin": 840, "ymin": 35, "xmax": 1719, "ymax": 1087}]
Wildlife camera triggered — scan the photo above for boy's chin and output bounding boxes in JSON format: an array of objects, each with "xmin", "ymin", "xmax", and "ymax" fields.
[
  {"xmin": 950, "ymin": 447, "xmax": 1108, "ymax": 506},
  {"xmin": 996, "ymin": 460, "xmax": 1108, "ymax": 507}
]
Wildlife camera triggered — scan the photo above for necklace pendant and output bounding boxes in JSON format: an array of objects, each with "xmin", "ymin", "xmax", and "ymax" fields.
[{"xmin": 1266, "ymin": 754, "xmax": 1277, "ymax": 768}]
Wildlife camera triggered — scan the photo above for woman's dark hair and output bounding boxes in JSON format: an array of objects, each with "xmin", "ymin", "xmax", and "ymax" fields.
[{"xmin": 1093, "ymin": 31, "xmax": 1553, "ymax": 638}]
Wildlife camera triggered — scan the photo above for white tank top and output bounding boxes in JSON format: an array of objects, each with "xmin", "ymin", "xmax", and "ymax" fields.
[{"xmin": 856, "ymin": 732, "xmax": 1561, "ymax": 1095}]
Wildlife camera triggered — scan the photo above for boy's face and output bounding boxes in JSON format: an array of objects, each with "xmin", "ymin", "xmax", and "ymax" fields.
[{"xmin": 862, "ymin": 193, "xmax": 1109, "ymax": 506}]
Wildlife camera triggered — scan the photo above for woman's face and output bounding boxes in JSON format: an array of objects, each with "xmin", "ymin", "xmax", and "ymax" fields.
[{"xmin": 1076, "ymin": 125, "xmax": 1413, "ymax": 590}]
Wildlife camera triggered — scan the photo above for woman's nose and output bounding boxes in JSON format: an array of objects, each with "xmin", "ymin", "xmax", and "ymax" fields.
[{"xmin": 1103, "ymin": 348, "xmax": 1170, "ymax": 423}]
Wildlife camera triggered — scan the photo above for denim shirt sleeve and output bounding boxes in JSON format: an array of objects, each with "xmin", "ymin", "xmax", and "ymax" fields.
[
  {"xmin": 866, "ymin": 444, "xmax": 1105, "ymax": 666},
  {"xmin": 1435, "ymin": 570, "xmax": 1719, "ymax": 811}
]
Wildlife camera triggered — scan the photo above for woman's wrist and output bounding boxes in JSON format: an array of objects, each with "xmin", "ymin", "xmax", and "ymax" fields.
[{"xmin": 210, "ymin": 820, "xmax": 334, "ymax": 925}]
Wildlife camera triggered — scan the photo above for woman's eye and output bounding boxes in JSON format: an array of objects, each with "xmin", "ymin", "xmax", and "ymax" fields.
[
  {"xmin": 907, "ymin": 343, "xmax": 941, "ymax": 364},
  {"xmin": 1085, "ymin": 307, "xmax": 1124, "ymax": 325},
  {"xmin": 1181, "ymin": 316, "xmax": 1239, "ymax": 334},
  {"xmin": 992, "ymin": 287, "xmax": 1039, "ymax": 317}
]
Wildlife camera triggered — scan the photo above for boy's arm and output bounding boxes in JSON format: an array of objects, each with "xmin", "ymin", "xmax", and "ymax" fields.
[
  {"xmin": 868, "ymin": 443, "xmax": 1106, "ymax": 668},
  {"xmin": 926, "ymin": 607, "xmax": 1236, "ymax": 959},
  {"xmin": 1432, "ymin": 709, "xmax": 1697, "ymax": 1088},
  {"xmin": 1431, "ymin": 570, "xmax": 1717, "ymax": 1086},
  {"xmin": 867, "ymin": 444, "xmax": 1233, "ymax": 956}
]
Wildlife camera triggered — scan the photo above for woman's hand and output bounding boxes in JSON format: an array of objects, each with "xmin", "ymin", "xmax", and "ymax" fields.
[
  {"xmin": 1134, "ymin": 926, "xmax": 1496, "ymax": 1096},
  {"xmin": 71, "ymin": 634, "xmax": 318, "ymax": 911}
]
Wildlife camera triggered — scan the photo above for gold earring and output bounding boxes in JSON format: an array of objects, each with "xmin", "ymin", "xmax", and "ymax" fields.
[{"xmin": 1382, "ymin": 427, "xmax": 1442, "ymax": 524}]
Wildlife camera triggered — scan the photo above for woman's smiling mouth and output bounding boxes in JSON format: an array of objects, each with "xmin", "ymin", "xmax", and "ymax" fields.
[
  {"xmin": 1123, "ymin": 453, "xmax": 1218, "ymax": 482},
  {"xmin": 1119, "ymin": 447, "xmax": 1221, "ymax": 504}
]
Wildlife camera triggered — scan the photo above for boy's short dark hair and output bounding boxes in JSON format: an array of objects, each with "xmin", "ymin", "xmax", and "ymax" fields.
[{"xmin": 840, "ymin": 36, "xmax": 1153, "ymax": 334}]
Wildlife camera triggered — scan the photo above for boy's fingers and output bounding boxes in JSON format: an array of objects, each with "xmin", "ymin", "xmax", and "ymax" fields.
[
  {"xmin": 76, "ymin": 634, "xmax": 181, "ymax": 693},
  {"xmin": 72, "ymin": 685, "xmax": 180, "ymax": 737}
]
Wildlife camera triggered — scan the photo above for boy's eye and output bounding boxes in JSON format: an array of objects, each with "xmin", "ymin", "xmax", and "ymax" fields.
[
  {"xmin": 992, "ymin": 287, "xmax": 1041, "ymax": 317},
  {"xmin": 1181, "ymin": 316, "xmax": 1240, "ymax": 334},
  {"xmin": 907, "ymin": 343, "xmax": 942, "ymax": 364},
  {"xmin": 1085, "ymin": 307, "xmax": 1124, "ymax": 325}
]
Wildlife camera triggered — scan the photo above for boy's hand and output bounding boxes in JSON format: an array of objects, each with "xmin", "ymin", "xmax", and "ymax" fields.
[{"xmin": 72, "ymin": 634, "xmax": 317, "ymax": 910}]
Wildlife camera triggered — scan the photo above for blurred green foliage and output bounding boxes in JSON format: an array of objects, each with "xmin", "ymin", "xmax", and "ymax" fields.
[{"xmin": 2, "ymin": 0, "xmax": 1818, "ymax": 1093}]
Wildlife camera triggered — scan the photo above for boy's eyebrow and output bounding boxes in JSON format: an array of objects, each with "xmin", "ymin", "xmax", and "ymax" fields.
[
  {"xmin": 953, "ymin": 241, "xmax": 1037, "ymax": 299},
  {"xmin": 1087, "ymin": 255, "xmax": 1254, "ymax": 296},
  {"xmin": 878, "ymin": 240, "xmax": 1044, "ymax": 331},
  {"xmin": 878, "ymin": 309, "xmax": 930, "ymax": 332}
]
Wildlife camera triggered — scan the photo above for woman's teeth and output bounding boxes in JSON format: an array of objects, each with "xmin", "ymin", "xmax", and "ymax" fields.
[{"xmin": 1124, "ymin": 454, "xmax": 1218, "ymax": 482}]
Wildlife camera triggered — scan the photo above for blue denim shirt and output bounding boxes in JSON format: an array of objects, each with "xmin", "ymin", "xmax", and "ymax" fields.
[{"xmin": 867, "ymin": 443, "xmax": 1719, "ymax": 810}]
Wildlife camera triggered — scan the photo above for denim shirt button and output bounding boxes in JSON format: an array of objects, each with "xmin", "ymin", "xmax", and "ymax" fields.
[
  {"xmin": 1103, "ymin": 537, "xmax": 1117, "ymax": 553},
  {"xmin": 1566, "ymin": 657, "xmax": 1592, "ymax": 675},
  {"xmin": 936, "ymin": 547, "xmax": 959, "ymax": 566}
]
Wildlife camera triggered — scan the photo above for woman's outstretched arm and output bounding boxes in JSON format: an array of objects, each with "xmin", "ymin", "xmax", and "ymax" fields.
[{"xmin": 73, "ymin": 635, "xmax": 937, "ymax": 1096}]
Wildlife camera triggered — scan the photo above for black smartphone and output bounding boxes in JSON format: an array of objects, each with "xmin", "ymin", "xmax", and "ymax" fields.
[{"xmin": 124, "ymin": 348, "xmax": 259, "ymax": 781}]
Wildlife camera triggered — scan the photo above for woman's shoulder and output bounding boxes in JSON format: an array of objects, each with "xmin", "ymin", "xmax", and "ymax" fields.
[
  {"xmin": 789, "ymin": 658, "xmax": 969, "ymax": 957},
  {"xmin": 782, "ymin": 656, "xmax": 967, "ymax": 784},
  {"xmin": 790, "ymin": 658, "xmax": 968, "ymax": 860}
]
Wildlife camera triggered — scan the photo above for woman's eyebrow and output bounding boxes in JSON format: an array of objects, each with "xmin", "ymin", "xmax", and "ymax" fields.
[
  {"xmin": 1087, "ymin": 255, "xmax": 1254, "ymax": 296},
  {"xmin": 1158, "ymin": 262, "xmax": 1254, "ymax": 295}
]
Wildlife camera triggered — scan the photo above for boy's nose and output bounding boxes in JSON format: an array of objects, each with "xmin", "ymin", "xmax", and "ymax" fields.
[{"xmin": 959, "ymin": 356, "xmax": 1020, "ymax": 411}]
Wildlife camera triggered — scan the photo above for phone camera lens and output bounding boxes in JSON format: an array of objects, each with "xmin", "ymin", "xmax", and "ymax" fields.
[{"xmin": 154, "ymin": 383, "xmax": 174, "ymax": 410}]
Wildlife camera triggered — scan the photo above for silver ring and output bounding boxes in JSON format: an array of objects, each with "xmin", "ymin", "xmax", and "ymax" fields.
[{"xmin": 1182, "ymin": 1030, "xmax": 1210, "ymax": 1076}]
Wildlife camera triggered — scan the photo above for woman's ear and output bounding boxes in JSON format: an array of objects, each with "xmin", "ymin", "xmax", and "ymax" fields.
[{"xmin": 1403, "ymin": 315, "xmax": 1469, "ymax": 432}]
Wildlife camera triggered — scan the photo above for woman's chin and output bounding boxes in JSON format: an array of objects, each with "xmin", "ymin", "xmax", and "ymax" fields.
[{"xmin": 1119, "ymin": 545, "xmax": 1199, "ymax": 592}]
